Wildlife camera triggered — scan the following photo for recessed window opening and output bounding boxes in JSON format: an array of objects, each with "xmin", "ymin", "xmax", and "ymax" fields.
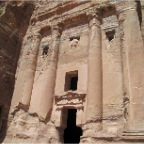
[
  {"xmin": 106, "ymin": 30, "xmax": 115, "ymax": 42},
  {"xmin": 69, "ymin": 36, "xmax": 80, "ymax": 41},
  {"xmin": 64, "ymin": 70, "xmax": 78, "ymax": 91},
  {"xmin": 42, "ymin": 45, "xmax": 49, "ymax": 56}
]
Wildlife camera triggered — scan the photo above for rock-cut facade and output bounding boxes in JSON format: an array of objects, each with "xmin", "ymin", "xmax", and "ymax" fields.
[{"xmin": 1, "ymin": 0, "xmax": 144, "ymax": 143}]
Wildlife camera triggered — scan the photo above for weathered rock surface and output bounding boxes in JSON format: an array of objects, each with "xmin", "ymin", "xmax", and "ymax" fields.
[
  {"xmin": 0, "ymin": 1, "xmax": 34, "ymax": 142},
  {"xmin": 1, "ymin": 0, "xmax": 144, "ymax": 143}
]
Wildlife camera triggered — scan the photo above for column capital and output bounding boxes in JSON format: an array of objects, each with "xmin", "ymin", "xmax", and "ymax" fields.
[
  {"xmin": 89, "ymin": 17, "xmax": 101, "ymax": 28},
  {"xmin": 116, "ymin": 1, "xmax": 137, "ymax": 24},
  {"xmin": 116, "ymin": 1, "xmax": 137, "ymax": 15},
  {"xmin": 86, "ymin": 8, "xmax": 101, "ymax": 28},
  {"xmin": 27, "ymin": 32, "xmax": 42, "ymax": 40},
  {"xmin": 51, "ymin": 23, "xmax": 63, "ymax": 39}
]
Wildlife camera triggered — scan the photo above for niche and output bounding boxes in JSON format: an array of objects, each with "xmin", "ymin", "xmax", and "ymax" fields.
[
  {"xmin": 69, "ymin": 36, "xmax": 80, "ymax": 41},
  {"xmin": 105, "ymin": 30, "xmax": 115, "ymax": 42},
  {"xmin": 69, "ymin": 36, "xmax": 80, "ymax": 49},
  {"xmin": 42, "ymin": 45, "xmax": 49, "ymax": 57}
]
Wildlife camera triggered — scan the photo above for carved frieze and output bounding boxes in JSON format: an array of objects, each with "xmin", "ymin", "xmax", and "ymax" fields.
[{"xmin": 55, "ymin": 92, "xmax": 86, "ymax": 107}]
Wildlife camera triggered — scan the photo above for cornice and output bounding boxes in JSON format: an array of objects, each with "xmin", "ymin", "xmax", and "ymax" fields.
[
  {"xmin": 30, "ymin": 1, "xmax": 116, "ymax": 27},
  {"xmin": 116, "ymin": 1, "xmax": 137, "ymax": 14},
  {"xmin": 31, "ymin": 1, "xmax": 90, "ymax": 25}
]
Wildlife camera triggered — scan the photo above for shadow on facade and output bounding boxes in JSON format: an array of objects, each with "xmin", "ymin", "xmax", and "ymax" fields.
[{"xmin": 63, "ymin": 109, "xmax": 82, "ymax": 143}]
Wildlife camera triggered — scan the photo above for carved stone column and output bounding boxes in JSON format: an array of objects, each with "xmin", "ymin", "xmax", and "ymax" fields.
[
  {"xmin": 21, "ymin": 33, "xmax": 42, "ymax": 105},
  {"xmin": 117, "ymin": 1, "xmax": 144, "ymax": 131},
  {"xmin": 85, "ymin": 12, "xmax": 102, "ymax": 134},
  {"xmin": 29, "ymin": 24, "xmax": 62, "ymax": 119},
  {"xmin": 11, "ymin": 32, "xmax": 42, "ymax": 109}
]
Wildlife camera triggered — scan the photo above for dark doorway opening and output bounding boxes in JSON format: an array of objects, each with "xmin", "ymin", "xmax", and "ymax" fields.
[{"xmin": 64, "ymin": 109, "xmax": 82, "ymax": 143}]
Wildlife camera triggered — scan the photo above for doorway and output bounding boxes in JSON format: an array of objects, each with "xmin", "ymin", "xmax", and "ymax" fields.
[{"xmin": 63, "ymin": 109, "xmax": 82, "ymax": 143}]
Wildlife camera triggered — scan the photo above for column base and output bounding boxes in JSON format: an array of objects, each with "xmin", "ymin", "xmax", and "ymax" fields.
[
  {"xmin": 82, "ymin": 122, "xmax": 102, "ymax": 137},
  {"xmin": 81, "ymin": 122, "xmax": 117, "ymax": 143},
  {"xmin": 80, "ymin": 130, "xmax": 121, "ymax": 143},
  {"xmin": 121, "ymin": 131, "xmax": 144, "ymax": 141},
  {"xmin": 80, "ymin": 135, "xmax": 120, "ymax": 143},
  {"xmin": 80, "ymin": 130, "xmax": 144, "ymax": 143}
]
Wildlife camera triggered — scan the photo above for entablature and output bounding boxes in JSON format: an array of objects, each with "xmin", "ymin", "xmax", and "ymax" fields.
[
  {"xmin": 30, "ymin": 1, "xmax": 120, "ymax": 31},
  {"xmin": 27, "ymin": 0, "xmax": 134, "ymax": 39}
]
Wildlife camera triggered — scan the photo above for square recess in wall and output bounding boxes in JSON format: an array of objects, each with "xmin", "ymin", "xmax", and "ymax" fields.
[{"xmin": 64, "ymin": 70, "xmax": 78, "ymax": 91}]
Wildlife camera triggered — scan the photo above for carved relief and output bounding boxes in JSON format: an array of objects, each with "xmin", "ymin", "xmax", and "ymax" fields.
[
  {"xmin": 70, "ymin": 38, "xmax": 79, "ymax": 49},
  {"xmin": 55, "ymin": 92, "xmax": 86, "ymax": 109},
  {"xmin": 57, "ymin": 98, "xmax": 82, "ymax": 105}
]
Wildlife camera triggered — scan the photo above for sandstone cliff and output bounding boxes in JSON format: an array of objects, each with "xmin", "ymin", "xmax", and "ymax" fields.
[
  {"xmin": 0, "ymin": 1, "xmax": 34, "ymax": 142},
  {"xmin": 1, "ymin": 0, "xmax": 144, "ymax": 143}
]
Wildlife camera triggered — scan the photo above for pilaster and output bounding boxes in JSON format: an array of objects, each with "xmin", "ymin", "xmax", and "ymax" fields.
[{"xmin": 117, "ymin": 0, "xmax": 144, "ymax": 136}]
